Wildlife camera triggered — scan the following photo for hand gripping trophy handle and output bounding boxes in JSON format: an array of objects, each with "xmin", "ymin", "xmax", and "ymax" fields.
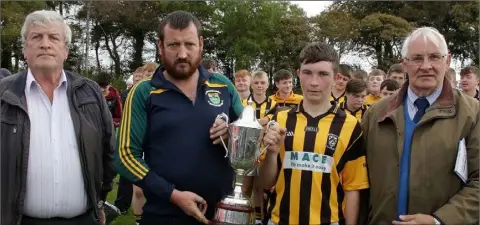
[
  {"xmin": 258, "ymin": 120, "xmax": 278, "ymax": 160},
  {"xmin": 215, "ymin": 113, "xmax": 229, "ymax": 158}
]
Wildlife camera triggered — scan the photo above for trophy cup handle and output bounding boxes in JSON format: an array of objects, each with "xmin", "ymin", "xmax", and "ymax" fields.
[
  {"xmin": 215, "ymin": 113, "xmax": 229, "ymax": 158},
  {"xmin": 258, "ymin": 120, "xmax": 278, "ymax": 161}
]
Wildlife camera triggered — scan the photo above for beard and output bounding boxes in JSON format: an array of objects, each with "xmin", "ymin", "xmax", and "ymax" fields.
[{"xmin": 161, "ymin": 52, "xmax": 201, "ymax": 80}]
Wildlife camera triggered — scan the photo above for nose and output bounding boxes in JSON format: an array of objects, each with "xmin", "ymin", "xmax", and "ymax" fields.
[
  {"xmin": 177, "ymin": 44, "xmax": 187, "ymax": 59},
  {"xmin": 310, "ymin": 76, "xmax": 320, "ymax": 87},
  {"xmin": 419, "ymin": 58, "xmax": 433, "ymax": 70},
  {"xmin": 39, "ymin": 36, "xmax": 51, "ymax": 49}
]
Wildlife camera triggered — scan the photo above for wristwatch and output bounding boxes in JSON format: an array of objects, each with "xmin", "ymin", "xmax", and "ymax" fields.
[
  {"xmin": 433, "ymin": 217, "xmax": 441, "ymax": 225},
  {"xmin": 97, "ymin": 200, "xmax": 105, "ymax": 209}
]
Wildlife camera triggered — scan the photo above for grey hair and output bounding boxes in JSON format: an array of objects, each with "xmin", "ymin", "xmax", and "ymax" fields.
[
  {"xmin": 401, "ymin": 27, "xmax": 448, "ymax": 58},
  {"xmin": 21, "ymin": 10, "xmax": 72, "ymax": 48}
]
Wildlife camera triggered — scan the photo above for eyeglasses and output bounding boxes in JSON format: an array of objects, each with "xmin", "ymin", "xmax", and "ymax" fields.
[{"xmin": 404, "ymin": 54, "xmax": 447, "ymax": 65}]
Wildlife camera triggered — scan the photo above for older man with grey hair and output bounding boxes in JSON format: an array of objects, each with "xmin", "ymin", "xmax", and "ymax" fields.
[
  {"xmin": 0, "ymin": 10, "xmax": 116, "ymax": 225},
  {"xmin": 362, "ymin": 26, "xmax": 479, "ymax": 224}
]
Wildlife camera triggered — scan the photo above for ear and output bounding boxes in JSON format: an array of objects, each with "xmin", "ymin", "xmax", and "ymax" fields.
[
  {"xmin": 296, "ymin": 68, "xmax": 300, "ymax": 77},
  {"xmin": 157, "ymin": 40, "xmax": 163, "ymax": 56},
  {"xmin": 64, "ymin": 45, "xmax": 69, "ymax": 61},
  {"xmin": 400, "ymin": 58, "xmax": 408, "ymax": 71},
  {"xmin": 199, "ymin": 36, "xmax": 204, "ymax": 52},
  {"xmin": 445, "ymin": 53, "xmax": 452, "ymax": 67}
]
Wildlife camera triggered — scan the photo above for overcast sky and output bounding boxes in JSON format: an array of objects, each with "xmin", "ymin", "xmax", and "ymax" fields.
[{"xmin": 292, "ymin": 1, "xmax": 332, "ymax": 17}]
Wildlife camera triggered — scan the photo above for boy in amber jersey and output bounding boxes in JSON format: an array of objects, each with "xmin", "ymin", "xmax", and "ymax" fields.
[
  {"xmin": 387, "ymin": 64, "xmax": 406, "ymax": 86},
  {"xmin": 330, "ymin": 64, "xmax": 353, "ymax": 105},
  {"xmin": 235, "ymin": 69, "xmax": 252, "ymax": 100},
  {"xmin": 269, "ymin": 69, "xmax": 303, "ymax": 111},
  {"xmin": 260, "ymin": 42, "xmax": 368, "ymax": 225},
  {"xmin": 380, "ymin": 79, "xmax": 400, "ymax": 98},
  {"xmin": 364, "ymin": 69, "xmax": 386, "ymax": 106},
  {"xmin": 241, "ymin": 71, "xmax": 276, "ymax": 225},
  {"xmin": 340, "ymin": 79, "xmax": 369, "ymax": 121},
  {"xmin": 460, "ymin": 66, "xmax": 479, "ymax": 100}
]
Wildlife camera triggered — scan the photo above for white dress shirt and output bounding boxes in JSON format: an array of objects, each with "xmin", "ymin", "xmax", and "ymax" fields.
[
  {"xmin": 406, "ymin": 85, "xmax": 442, "ymax": 120},
  {"xmin": 23, "ymin": 69, "xmax": 88, "ymax": 218}
]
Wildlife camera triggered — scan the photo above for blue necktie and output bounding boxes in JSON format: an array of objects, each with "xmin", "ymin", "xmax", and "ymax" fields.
[
  {"xmin": 397, "ymin": 97, "xmax": 430, "ymax": 219},
  {"xmin": 413, "ymin": 98, "xmax": 430, "ymax": 123}
]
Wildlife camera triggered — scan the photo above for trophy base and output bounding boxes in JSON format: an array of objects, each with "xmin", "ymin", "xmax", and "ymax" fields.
[
  {"xmin": 209, "ymin": 221, "xmax": 253, "ymax": 225},
  {"xmin": 211, "ymin": 201, "xmax": 254, "ymax": 225}
]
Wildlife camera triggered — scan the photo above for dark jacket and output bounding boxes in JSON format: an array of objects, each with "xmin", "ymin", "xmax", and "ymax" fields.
[
  {"xmin": 0, "ymin": 70, "xmax": 116, "ymax": 225},
  {"xmin": 114, "ymin": 66, "xmax": 243, "ymax": 220},
  {"xmin": 120, "ymin": 88, "xmax": 130, "ymax": 105}
]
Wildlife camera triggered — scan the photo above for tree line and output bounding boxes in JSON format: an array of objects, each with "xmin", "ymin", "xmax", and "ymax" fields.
[{"xmin": 1, "ymin": 1, "xmax": 478, "ymax": 84}]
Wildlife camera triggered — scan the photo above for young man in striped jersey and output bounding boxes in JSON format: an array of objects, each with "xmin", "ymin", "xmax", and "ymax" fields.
[
  {"xmin": 460, "ymin": 66, "xmax": 479, "ymax": 100},
  {"xmin": 364, "ymin": 69, "xmax": 386, "ymax": 106},
  {"xmin": 340, "ymin": 79, "xmax": 369, "ymax": 121},
  {"xmin": 241, "ymin": 70, "xmax": 277, "ymax": 224},
  {"xmin": 259, "ymin": 42, "xmax": 369, "ymax": 225},
  {"xmin": 235, "ymin": 69, "xmax": 252, "ymax": 100},
  {"xmin": 330, "ymin": 64, "xmax": 353, "ymax": 106},
  {"xmin": 380, "ymin": 79, "xmax": 400, "ymax": 98},
  {"xmin": 269, "ymin": 69, "xmax": 303, "ymax": 110}
]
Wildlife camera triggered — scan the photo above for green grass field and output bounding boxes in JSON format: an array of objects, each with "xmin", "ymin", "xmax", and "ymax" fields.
[{"xmin": 106, "ymin": 176, "xmax": 136, "ymax": 225}]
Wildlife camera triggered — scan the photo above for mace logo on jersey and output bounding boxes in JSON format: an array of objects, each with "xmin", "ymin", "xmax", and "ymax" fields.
[{"xmin": 283, "ymin": 151, "xmax": 334, "ymax": 173}]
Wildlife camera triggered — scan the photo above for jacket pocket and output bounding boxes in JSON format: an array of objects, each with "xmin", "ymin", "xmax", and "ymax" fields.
[{"xmin": 1, "ymin": 116, "xmax": 22, "ymax": 223}]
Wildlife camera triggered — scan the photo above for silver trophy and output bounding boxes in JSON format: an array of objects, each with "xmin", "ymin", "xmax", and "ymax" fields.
[{"xmin": 210, "ymin": 102, "xmax": 277, "ymax": 225}]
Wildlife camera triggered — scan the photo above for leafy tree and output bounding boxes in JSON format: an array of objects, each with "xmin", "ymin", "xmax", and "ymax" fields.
[
  {"xmin": 356, "ymin": 13, "xmax": 412, "ymax": 70},
  {"xmin": 0, "ymin": 1, "xmax": 46, "ymax": 70}
]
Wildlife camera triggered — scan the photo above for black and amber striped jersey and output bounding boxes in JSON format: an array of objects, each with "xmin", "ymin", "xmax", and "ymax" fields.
[
  {"xmin": 338, "ymin": 102, "xmax": 369, "ymax": 121},
  {"xmin": 269, "ymin": 91, "xmax": 303, "ymax": 111},
  {"xmin": 364, "ymin": 93, "xmax": 381, "ymax": 106},
  {"xmin": 241, "ymin": 94, "xmax": 277, "ymax": 119},
  {"xmin": 330, "ymin": 92, "xmax": 346, "ymax": 106},
  {"xmin": 267, "ymin": 102, "xmax": 369, "ymax": 225}
]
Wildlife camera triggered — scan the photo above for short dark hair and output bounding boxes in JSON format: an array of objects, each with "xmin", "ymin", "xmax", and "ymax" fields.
[
  {"xmin": 159, "ymin": 11, "xmax": 202, "ymax": 42},
  {"xmin": 388, "ymin": 64, "xmax": 404, "ymax": 76},
  {"xmin": 299, "ymin": 42, "xmax": 340, "ymax": 74},
  {"xmin": 460, "ymin": 66, "xmax": 479, "ymax": 78},
  {"xmin": 380, "ymin": 79, "xmax": 400, "ymax": 91},
  {"xmin": 369, "ymin": 69, "xmax": 386, "ymax": 78},
  {"xmin": 95, "ymin": 72, "xmax": 112, "ymax": 88},
  {"xmin": 273, "ymin": 69, "xmax": 293, "ymax": 83},
  {"xmin": 201, "ymin": 58, "xmax": 216, "ymax": 70},
  {"xmin": 352, "ymin": 69, "xmax": 367, "ymax": 80},
  {"xmin": 346, "ymin": 79, "xmax": 367, "ymax": 94},
  {"xmin": 338, "ymin": 64, "xmax": 353, "ymax": 78}
]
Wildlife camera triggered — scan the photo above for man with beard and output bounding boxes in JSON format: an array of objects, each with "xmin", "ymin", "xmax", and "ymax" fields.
[{"xmin": 114, "ymin": 11, "xmax": 243, "ymax": 225}]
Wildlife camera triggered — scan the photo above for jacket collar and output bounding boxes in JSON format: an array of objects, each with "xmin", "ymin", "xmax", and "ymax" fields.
[
  {"xmin": 2, "ymin": 70, "xmax": 87, "ymax": 108},
  {"xmin": 150, "ymin": 65, "xmax": 212, "ymax": 90},
  {"xmin": 378, "ymin": 77, "xmax": 454, "ymax": 122}
]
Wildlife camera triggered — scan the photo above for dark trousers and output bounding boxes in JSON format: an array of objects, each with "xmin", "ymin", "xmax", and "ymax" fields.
[
  {"xmin": 114, "ymin": 175, "xmax": 133, "ymax": 212},
  {"xmin": 21, "ymin": 209, "xmax": 96, "ymax": 225}
]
